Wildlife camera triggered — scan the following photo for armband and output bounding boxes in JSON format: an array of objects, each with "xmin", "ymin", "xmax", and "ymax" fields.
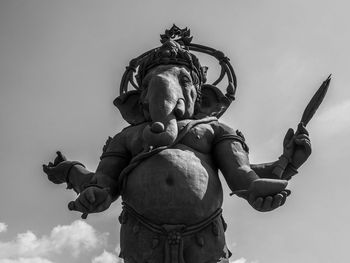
[
  {"xmin": 82, "ymin": 183, "xmax": 104, "ymax": 190},
  {"xmin": 289, "ymin": 163, "xmax": 298, "ymax": 173},
  {"xmin": 100, "ymin": 151, "xmax": 131, "ymax": 160},
  {"xmin": 102, "ymin": 136, "xmax": 113, "ymax": 153},
  {"xmin": 282, "ymin": 163, "xmax": 298, "ymax": 180},
  {"xmin": 213, "ymin": 130, "xmax": 249, "ymax": 153},
  {"xmin": 65, "ymin": 161, "xmax": 85, "ymax": 191}
]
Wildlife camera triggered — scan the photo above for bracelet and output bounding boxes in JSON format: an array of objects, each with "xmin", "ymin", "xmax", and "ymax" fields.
[
  {"xmin": 272, "ymin": 154, "xmax": 290, "ymax": 178},
  {"xmin": 64, "ymin": 161, "xmax": 85, "ymax": 192},
  {"xmin": 279, "ymin": 154, "xmax": 291, "ymax": 163},
  {"xmin": 289, "ymin": 163, "xmax": 299, "ymax": 174},
  {"xmin": 100, "ymin": 151, "xmax": 131, "ymax": 160},
  {"xmin": 280, "ymin": 163, "xmax": 298, "ymax": 180},
  {"xmin": 82, "ymin": 183, "xmax": 104, "ymax": 191}
]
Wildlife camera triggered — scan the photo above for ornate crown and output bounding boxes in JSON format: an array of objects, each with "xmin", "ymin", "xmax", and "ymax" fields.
[{"xmin": 119, "ymin": 25, "xmax": 237, "ymax": 105}]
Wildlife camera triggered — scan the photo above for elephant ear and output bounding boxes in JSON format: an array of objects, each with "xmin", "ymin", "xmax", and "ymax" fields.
[
  {"xmin": 113, "ymin": 90, "xmax": 146, "ymax": 125},
  {"xmin": 195, "ymin": 84, "xmax": 231, "ymax": 119}
]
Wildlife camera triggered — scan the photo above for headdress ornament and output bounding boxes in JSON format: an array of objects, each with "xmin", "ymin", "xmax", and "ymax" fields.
[{"xmin": 119, "ymin": 25, "xmax": 238, "ymax": 114}]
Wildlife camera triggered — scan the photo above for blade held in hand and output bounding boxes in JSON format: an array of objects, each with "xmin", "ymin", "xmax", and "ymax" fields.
[
  {"xmin": 272, "ymin": 74, "xmax": 332, "ymax": 178},
  {"xmin": 301, "ymin": 74, "xmax": 331, "ymax": 126}
]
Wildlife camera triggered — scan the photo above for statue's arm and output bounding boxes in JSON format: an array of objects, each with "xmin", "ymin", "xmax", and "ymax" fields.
[
  {"xmin": 43, "ymin": 131, "xmax": 131, "ymax": 217},
  {"xmin": 251, "ymin": 162, "xmax": 298, "ymax": 180},
  {"xmin": 43, "ymin": 151, "xmax": 94, "ymax": 193},
  {"xmin": 43, "ymin": 132, "xmax": 130, "ymax": 198},
  {"xmin": 214, "ymin": 138, "xmax": 258, "ymax": 192},
  {"xmin": 210, "ymin": 122, "xmax": 256, "ymax": 191},
  {"xmin": 91, "ymin": 134, "xmax": 131, "ymax": 200},
  {"xmin": 66, "ymin": 132, "xmax": 131, "ymax": 201},
  {"xmin": 212, "ymin": 122, "xmax": 290, "ymax": 212}
]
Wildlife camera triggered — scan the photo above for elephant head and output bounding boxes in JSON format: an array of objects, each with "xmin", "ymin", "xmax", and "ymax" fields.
[
  {"xmin": 114, "ymin": 63, "xmax": 231, "ymax": 148},
  {"xmin": 114, "ymin": 27, "xmax": 236, "ymax": 148}
]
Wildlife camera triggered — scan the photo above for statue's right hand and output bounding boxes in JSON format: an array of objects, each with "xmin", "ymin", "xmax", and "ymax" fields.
[
  {"xmin": 67, "ymin": 186, "xmax": 112, "ymax": 219},
  {"xmin": 42, "ymin": 151, "xmax": 68, "ymax": 184}
]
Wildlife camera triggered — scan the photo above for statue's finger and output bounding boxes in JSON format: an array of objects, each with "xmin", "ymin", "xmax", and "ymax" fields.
[
  {"xmin": 252, "ymin": 197, "xmax": 263, "ymax": 211},
  {"xmin": 47, "ymin": 175, "xmax": 61, "ymax": 184},
  {"xmin": 56, "ymin": 151, "xmax": 65, "ymax": 159},
  {"xmin": 262, "ymin": 196, "xmax": 273, "ymax": 211},
  {"xmin": 85, "ymin": 189, "xmax": 96, "ymax": 204},
  {"xmin": 281, "ymin": 189, "xmax": 291, "ymax": 196},
  {"xmin": 248, "ymin": 192, "xmax": 256, "ymax": 205},
  {"xmin": 42, "ymin": 164, "xmax": 52, "ymax": 175},
  {"xmin": 294, "ymin": 134, "xmax": 310, "ymax": 146},
  {"xmin": 81, "ymin": 213, "xmax": 88, "ymax": 219},
  {"xmin": 271, "ymin": 194, "xmax": 283, "ymax": 209},
  {"xmin": 305, "ymin": 141, "xmax": 312, "ymax": 155},
  {"xmin": 55, "ymin": 151, "xmax": 67, "ymax": 164},
  {"xmin": 297, "ymin": 122, "xmax": 309, "ymax": 136},
  {"xmin": 43, "ymin": 165, "xmax": 60, "ymax": 182},
  {"xmin": 272, "ymin": 195, "xmax": 282, "ymax": 208},
  {"xmin": 295, "ymin": 138, "xmax": 312, "ymax": 155},
  {"xmin": 68, "ymin": 201, "xmax": 76, "ymax": 211},
  {"xmin": 280, "ymin": 190, "xmax": 290, "ymax": 206},
  {"xmin": 283, "ymin": 128, "xmax": 295, "ymax": 147},
  {"xmin": 295, "ymin": 134, "xmax": 309, "ymax": 141},
  {"xmin": 94, "ymin": 200, "xmax": 112, "ymax": 213},
  {"xmin": 295, "ymin": 137, "xmax": 311, "ymax": 147},
  {"xmin": 280, "ymin": 195, "xmax": 287, "ymax": 206},
  {"xmin": 77, "ymin": 195, "xmax": 93, "ymax": 211},
  {"xmin": 48, "ymin": 162, "xmax": 54, "ymax": 167},
  {"xmin": 68, "ymin": 199, "xmax": 89, "ymax": 213}
]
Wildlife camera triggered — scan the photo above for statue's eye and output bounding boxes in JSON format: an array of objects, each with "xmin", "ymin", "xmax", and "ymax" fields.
[{"xmin": 180, "ymin": 75, "xmax": 192, "ymax": 86}]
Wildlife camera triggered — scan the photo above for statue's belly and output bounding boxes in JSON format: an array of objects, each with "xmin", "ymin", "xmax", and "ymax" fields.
[{"xmin": 123, "ymin": 145, "xmax": 223, "ymax": 224}]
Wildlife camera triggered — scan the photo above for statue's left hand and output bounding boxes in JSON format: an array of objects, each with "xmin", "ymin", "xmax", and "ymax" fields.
[
  {"xmin": 283, "ymin": 123, "xmax": 312, "ymax": 169},
  {"xmin": 247, "ymin": 190, "xmax": 290, "ymax": 212},
  {"xmin": 233, "ymin": 178, "xmax": 291, "ymax": 212},
  {"xmin": 67, "ymin": 186, "xmax": 112, "ymax": 219},
  {"xmin": 43, "ymin": 151, "xmax": 68, "ymax": 184}
]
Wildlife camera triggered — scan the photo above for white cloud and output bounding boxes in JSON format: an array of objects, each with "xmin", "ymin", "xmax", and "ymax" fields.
[
  {"xmin": 0, "ymin": 221, "xmax": 257, "ymax": 263},
  {"xmin": 0, "ymin": 220, "xmax": 108, "ymax": 259},
  {"xmin": 0, "ymin": 223, "xmax": 7, "ymax": 233},
  {"xmin": 91, "ymin": 250, "xmax": 120, "ymax": 263},
  {"xmin": 230, "ymin": 258, "xmax": 259, "ymax": 263},
  {"xmin": 0, "ymin": 257, "xmax": 54, "ymax": 263},
  {"xmin": 230, "ymin": 258, "xmax": 247, "ymax": 263},
  {"xmin": 114, "ymin": 245, "xmax": 121, "ymax": 255}
]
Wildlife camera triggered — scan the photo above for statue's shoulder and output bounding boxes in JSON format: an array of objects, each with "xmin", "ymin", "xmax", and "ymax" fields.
[
  {"xmin": 206, "ymin": 119, "xmax": 237, "ymax": 137},
  {"xmin": 121, "ymin": 123, "xmax": 149, "ymax": 155},
  {"xmin": 209, "ymin": 121, "xmax": 249, "ymax": 153},
  {"xmin": 101, "ymin": 123, "xmax": 148, "ymax": 155},
  {"xmin": 120, "ymin": 122, "xmax": 148, "ymax": 136},
  {"xmin": 185, "ymin": 118, "xmax": 239, "ymax": 141}
]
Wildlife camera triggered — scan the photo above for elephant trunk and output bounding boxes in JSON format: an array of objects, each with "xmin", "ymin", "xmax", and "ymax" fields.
[
  {"xmin": 142, "ymin": 74, "xmax": 183, "ymax": 148},
  {"xmin": 142, "ymin": 115, "xmax": 178, "ymax": 148}
]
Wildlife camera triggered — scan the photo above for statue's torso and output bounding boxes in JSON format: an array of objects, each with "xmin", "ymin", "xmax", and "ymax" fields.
[{"xmin": 121, "ymin": 120, "xmax": 223, "ymax": 225}]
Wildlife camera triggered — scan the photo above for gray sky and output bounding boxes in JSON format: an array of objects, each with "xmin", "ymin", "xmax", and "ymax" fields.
[{"xmin": 0, "ymin": 0, "xmax": 349, "ymax": 262}]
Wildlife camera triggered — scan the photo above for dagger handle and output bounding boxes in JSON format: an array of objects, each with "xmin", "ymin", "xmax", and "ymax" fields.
[
  {"xmin": 272, "ymin": 123, "xmax": 303, "ymax": 178},
  {"xmin": 272, "ymin": 154, "xmax": 290, "ymax": 179}
]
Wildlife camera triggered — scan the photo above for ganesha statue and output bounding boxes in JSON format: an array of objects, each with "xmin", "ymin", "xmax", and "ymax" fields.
[{"xmin": 43, "ymin": 25, "xmax": 315, "ymax": 263}]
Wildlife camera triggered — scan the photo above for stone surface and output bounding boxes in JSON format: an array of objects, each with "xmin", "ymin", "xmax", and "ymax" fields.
[{"xmin": 43, "ymin": 25, "xmax": 314, "ymax": 263}]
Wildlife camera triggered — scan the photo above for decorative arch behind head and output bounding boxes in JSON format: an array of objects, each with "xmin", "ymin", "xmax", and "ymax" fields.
[{"xmin": 115, "ymin": 25, "xmax": 238, "ymax": 124}]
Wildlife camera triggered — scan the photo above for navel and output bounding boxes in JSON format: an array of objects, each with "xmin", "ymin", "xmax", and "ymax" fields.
[{"xmin": 166, "ymin": 175, "xmax": 174, "ymax": 186}]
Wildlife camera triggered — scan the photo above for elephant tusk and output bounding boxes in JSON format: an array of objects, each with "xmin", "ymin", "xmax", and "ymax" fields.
[
  {"xmin": 174, "ymin": 99, "xmax": 185, "ymax": 119},
  {"xmin": 150, "ymin": 122, "xmax": 165, "ymax": 133}
]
